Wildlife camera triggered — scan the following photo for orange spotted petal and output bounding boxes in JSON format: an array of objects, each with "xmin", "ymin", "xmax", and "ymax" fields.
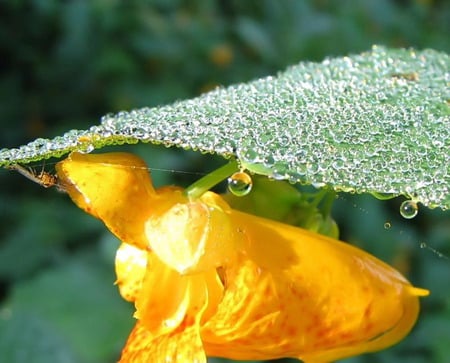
[
  {"xmin": 201, "ymin": 210, "xmax": 428, "ymax": 362},
  {"xmin": 120, "ymin": 263, "xmax": 223, "ymax": 363},
  {"xmin": 120, "ymin": 321, "xmax": 206, "ymax": 363},
  {"xmin": 55, "ymin": 152, "xmax": 428, "ymax": 363},
  {"xmin": 133, "ymin": 252, "xmax": 223, "ymax": 337},
  {"xmin": 115, "ymin": 243, "xmax": 147, "ymax": 302}
]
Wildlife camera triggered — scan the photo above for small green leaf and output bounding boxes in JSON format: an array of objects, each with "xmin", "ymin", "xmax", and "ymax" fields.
[{"xmin": 0, "ymin": 46, "xmax": 448, "ymax": 209}]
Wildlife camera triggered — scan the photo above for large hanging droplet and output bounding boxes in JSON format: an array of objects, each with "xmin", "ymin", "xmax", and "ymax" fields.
[
  {"xmin": 399, "ymin": 200, "xmax": 419, "ymax": 219},
  {"xmin": 227, "ymin": 171, "xmax": 253, "ymax": 196}
]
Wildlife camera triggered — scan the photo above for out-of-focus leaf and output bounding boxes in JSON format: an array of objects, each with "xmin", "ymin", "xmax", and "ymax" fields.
[
  {"xmin": 0, "ymin": 311, "xmax": 79, "ymax": 363},
  {"xmin": 0, "ymin": 196, "xmax": 103, "ymax": 279},
  {"xmin": 413, "ymin": 311, "xmax": 450, "ymax": 363},
  {"xmin": 0, "ymin": 46, "xmax": 448, "ymax": 210},
  {"xmin": 0, "ymin": 251, "xmax": 133, "ymax": 363}
]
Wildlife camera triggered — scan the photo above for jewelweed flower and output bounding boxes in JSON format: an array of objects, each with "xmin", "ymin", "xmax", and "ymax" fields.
[{"xmin": 55, "ymin": 152, "xmax": 429, "ymax": 363}]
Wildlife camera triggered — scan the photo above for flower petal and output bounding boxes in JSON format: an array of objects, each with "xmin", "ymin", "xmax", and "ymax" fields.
[
  {"xmin": 121, "ymin": 261, "xmax": 223, "ymax": 363},
  {"xmin": 145, "ymin": 192, "xmax": 240, "ymax": 274},
  {"xmin": 134, "ymin": 253, "xmax": 190, "ymax": 337},
  {"xmin": 201, "ymin": 210, "xmax": 428, "ymax": 362},
  {"xmin": 120, "ymin": 321, "xmax": 207, "ymax": 363},
  {"xmin": 56, "ymin": 152, "xmax": 156, "ymax": 249},
  {"xmin": 56, "ymin": 152, "xmax": 428, "ymax": 362},
  {"xmin": 134, "ymin": 252, "xmax": 223, "ymax": 336},
  {"xmin": 115, "ymin": 243, "xmax": 147, "ymax": 302}
]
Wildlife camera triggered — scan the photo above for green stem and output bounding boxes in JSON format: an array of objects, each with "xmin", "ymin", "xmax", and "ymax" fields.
[
  {"xmin": 309, "ymin": 188, "xmax": 329, "ymax": 208},
  {"xmin": 320, "ymin": 190, "xmax": 337, "ymax": 217},
  {"xmin": 184, "ymin": 159, "xmax": 239, "ymax": 199},
  {"xmin": 308, "ymin": 188, "xmax": 336, "ymax": 216}
]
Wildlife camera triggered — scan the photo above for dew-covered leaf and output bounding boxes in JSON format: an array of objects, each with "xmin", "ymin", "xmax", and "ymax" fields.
[{"xmin": 0, "ymin": 46, "xmax": 448, "ymax": 209}]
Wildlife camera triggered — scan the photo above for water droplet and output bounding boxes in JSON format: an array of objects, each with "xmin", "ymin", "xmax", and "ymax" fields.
[
  {"xmin": 384, "ymin": 222, "xmax": 391, "ymax": 229},
  {"xmin": 399, "ymin": 200, "xmax": 419, "ymax": 219},
  {"xmin": 419, "ymin": 242, "xmax": 427, "ymax": 249},
  {"xmin": 227, "ymin": 171, "xmax": 253, "ymax": 196},
  {"xmin": 271, "ymin": 163, "xmax": 288, "ymax": 180},
  {"xmin": 263, "ymin": 155, "xmax": 275, "ymax": 167},
  {"xmin": 240, "ymin": 148, "xmax": 260, "ymax": 163},
  {"xmin": 77, "ymin": 139, "xmax": 95, "ymax": 153}
]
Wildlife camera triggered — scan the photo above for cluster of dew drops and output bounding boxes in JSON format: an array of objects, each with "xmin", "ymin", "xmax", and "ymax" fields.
[
  {"xmin": 227, "ymin": 173, "xmax": 448, "ymax": 259},
  {"xmin": 227, "ymin": 169, "xmax": 421, "ymax": 222},
  {"xmin": 384, "ymin": 200, "xmax": 419, "ymax": 229}
]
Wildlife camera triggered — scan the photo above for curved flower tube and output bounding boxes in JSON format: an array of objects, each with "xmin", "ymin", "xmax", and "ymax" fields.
[{"xmin": 56, "ymin": 152, "xmax": 429, "ymax": 363}]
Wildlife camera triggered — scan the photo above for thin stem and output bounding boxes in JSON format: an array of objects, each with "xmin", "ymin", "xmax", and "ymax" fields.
[
  {"xmin": 309, "ymin": 188, "xmax": 329, "ymax": 208},
  {"xmin": 307, "ymin": 187, "xmax": 336, "ymax": 217},
  {"xmin": 184, "ymin": 159, "xmax": 239, "ymax": 199},
  {"xmin": 319, "ymin": 190, "xmax": 337, "ymax": 217}
]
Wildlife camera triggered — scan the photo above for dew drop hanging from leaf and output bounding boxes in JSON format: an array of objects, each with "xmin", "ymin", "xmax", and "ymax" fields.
[
  {"xmin": 400, "ymin": 200, "xmax": 419, "ymax": 219},
  {"xmin": 227, "ymin": 171, "xmax": 253, "ymax": 196}
]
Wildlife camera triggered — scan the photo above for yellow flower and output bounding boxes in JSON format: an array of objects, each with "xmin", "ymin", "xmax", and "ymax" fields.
[{"xmin": 56, "ymin": 152, "xmax": 429, "ymax": 363}]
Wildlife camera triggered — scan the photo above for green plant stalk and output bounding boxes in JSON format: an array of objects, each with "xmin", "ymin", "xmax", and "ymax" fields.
[
  {"xmin": 319, "ymin": 190, "xmax": 337, "ymax": 217},
  {"xmin": 184, "ymin": 159, "xmax": 239, "ymax": 199}
]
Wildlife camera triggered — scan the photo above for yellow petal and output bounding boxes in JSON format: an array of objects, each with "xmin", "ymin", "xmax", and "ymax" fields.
[
  {"xmin": 115, "ymin": 243, "xmax": 147, "ymax": 302},
  {"xmin": 201, "ymin": 210, "xmax": 428, "ymax": 362},
  {"xmin": 145, "ymin": 191, "xmax": 240, "ymax": 274},
  {"xmin": 134, "ymin": 252, "xmax": 190, "ymax": 337},
  {"xmin": 123, "ymin": 259, "xmax": 223, "ymax": 363},
  {"xmin": 134, "ymin": 252, "xmax": 223, "ymax": 337},
  {"xmin": 55, "ymin": 152, "xmax": 428, "ymax": 362},
  {"xmin": 119, "ymin": 321, "xmax": 207, "ymax": 363},
  {"xmin": 56, "ymin": 152, "xmax": 156, "ymax": 249}
]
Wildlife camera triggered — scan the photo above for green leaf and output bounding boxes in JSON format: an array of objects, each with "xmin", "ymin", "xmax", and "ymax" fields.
[
  {"xmin": 0, "ymin": 251, "xmax": 134, "ymax": 363},
  {"xmin": 0, "ymin": 46, "xmax": 448, "ymax": 209},
  {"xmin": 0, "ymin": 311, "xmax": 79, "ymax": 363}
]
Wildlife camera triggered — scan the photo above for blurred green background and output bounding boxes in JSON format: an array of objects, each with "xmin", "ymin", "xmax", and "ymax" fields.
[{"xmin": 0, "ymin": 1, "xmax": 449, "ymax": 362}]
